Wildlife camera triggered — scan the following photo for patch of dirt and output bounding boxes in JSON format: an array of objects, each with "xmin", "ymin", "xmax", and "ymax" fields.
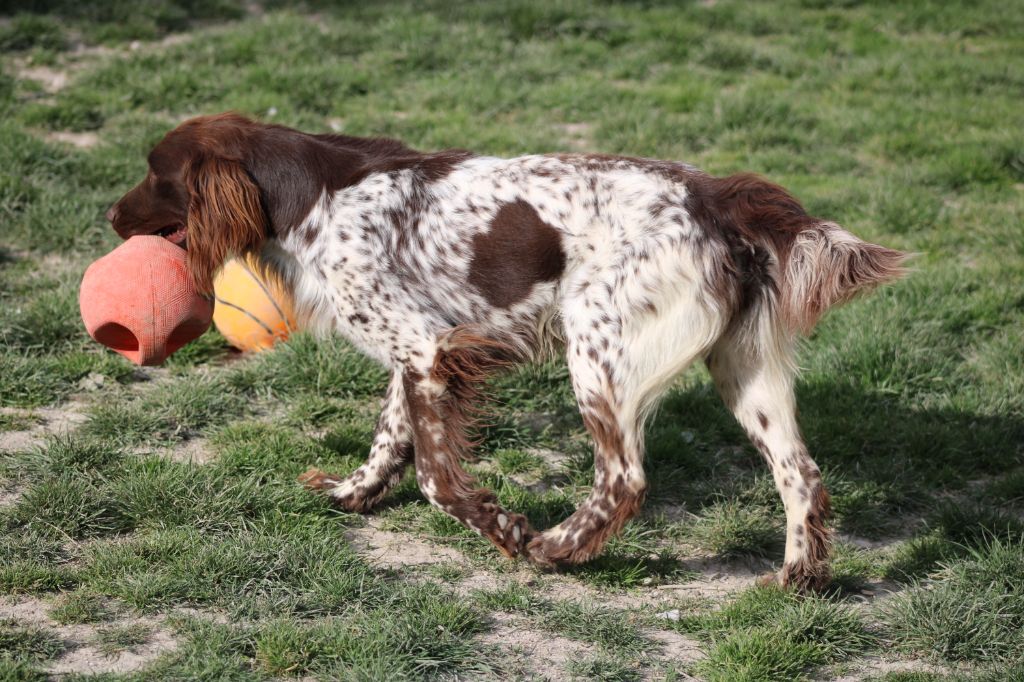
[
  {"xmin": 345, "ymin": 517, "xmax": 467, "ymax": 568},
  {"xmin": 533, "ymin": 556, "xmax": 758, "ymax": 612},
  {"xmin": 162, "ymin": 437, "xmax": 217, "ymax": 465},
  {"xmin": 0, "ymin": 486, "xmax": 24, "ymax": 509},
  {"xmin": 526, "ymin": 446, "xmax": 573, "ymax": 471},
  {"xmin": 350, "ymin": 517, "xmax": 760, "ymax": 613},
  {"xmin": 479, "ymin": 611, "xmax": 595, "ymax": 680},
  {"xmin": 838, "ymin": 532, "xmax": 911, "ymax": 550},
  {"xmin": 45, "ymin": 130, "xmax": 100, "ymax": 148},
  {"xmin": 645, "ymin": 628, "xmax": 704, "ymax": 667},
  {"xmin": 822, "ymin": 656, "xmax": 951, "ymax": 681},
  {"xmin": 16, "ymin": 64, "xmax": 69, "ymax": 92},
  {"xmin": 654, "ymin": 556, "xmax": 768, "ymax": 600},
  {"xmin": 554, "ymin": 122, "xmax": 595, "ymax": 152},
  {"xmin": 49, "ymin": 626, "xmax": 177, "ymax": 676},
  {"xmin": 0, "ymin": 403, "xmax": 89, "ymax": 453},
  {"xmin": 0, "ymin": 595, "xmax": 178, "ymax": 676}
]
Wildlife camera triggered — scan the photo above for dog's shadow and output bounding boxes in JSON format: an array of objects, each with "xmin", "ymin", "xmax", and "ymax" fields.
[
  {"xmin": 314, "ymin": 373, "xmax": 1023, "ymax": 590},
  {"xmin": 618, "ymin": 377, "xmax": 1024, "ymax": 587}
]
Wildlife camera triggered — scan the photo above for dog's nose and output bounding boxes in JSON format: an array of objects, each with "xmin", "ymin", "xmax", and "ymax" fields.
[{"xmin": 105, "ymin": 205, "xmax": 119, "ymax": 223}]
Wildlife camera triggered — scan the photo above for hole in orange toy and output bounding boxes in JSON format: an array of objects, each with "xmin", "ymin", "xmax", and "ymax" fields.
[{"xmin": 92, "ymin": 322, "xmax": 139, "ymax": 352}]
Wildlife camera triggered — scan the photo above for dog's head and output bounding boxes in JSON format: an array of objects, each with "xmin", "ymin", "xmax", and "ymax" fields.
[{"xmin": 107, "ymin": 113, "xmax": 269, "ymax": 295}]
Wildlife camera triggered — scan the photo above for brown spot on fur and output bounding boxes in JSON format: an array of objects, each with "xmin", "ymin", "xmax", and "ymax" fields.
[
  {"xmin": 757, "ymin": 410, "xmax": 769, "ymax": 429},
  {"xmin": 797, "ymin": 456, "xmax": 822, "ymax": 484},
  {"xmin": 749, "ymin": 434, "xmax": 773, "ymax": 465},
  {"xmin": 467, "ymin": 199, "xmax": 566, "ymax": 308}
]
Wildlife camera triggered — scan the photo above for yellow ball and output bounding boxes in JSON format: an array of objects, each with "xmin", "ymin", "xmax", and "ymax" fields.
[{"xmin": 212, "ymin": 255, "xmax": 297, "ymax": 352}]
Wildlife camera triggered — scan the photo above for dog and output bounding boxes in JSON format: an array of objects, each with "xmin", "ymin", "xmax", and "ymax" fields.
[{"xmin": 107, "ymin": 112, "xmax": 906, "ymax": 590}]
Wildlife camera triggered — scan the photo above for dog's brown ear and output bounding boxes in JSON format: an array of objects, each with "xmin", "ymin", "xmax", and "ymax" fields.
[{"xmin": 185, "ymin": 156, "xmax": 266, "ymax": 295}]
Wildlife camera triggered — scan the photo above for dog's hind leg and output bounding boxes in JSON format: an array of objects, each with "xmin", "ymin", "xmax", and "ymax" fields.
[
  {"xmin": 528, "ymin": 251, "xmax": 723, "ymax": 566},
  {"xmin": 524, "ymin": 334, "xmax": 653, "ymax": 566},
  {"xmin": 300, "ymin": 370, "xmax": 414, "ymax": 512},
  {"xmin": 706, "ymin": 330, "xmax": 832, "ymax": 591}
]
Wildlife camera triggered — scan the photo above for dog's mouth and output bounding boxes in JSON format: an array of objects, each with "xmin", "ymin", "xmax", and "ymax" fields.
[{"xmin": 153, "ymin": 224, "xmax": 188, "ymax": 248}]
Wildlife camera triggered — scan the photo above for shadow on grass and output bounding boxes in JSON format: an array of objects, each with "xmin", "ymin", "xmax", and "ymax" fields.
[
  {"xmin": 645, "ymin": 378, "xmax": 1024, "ymax": 523},
  {"xmin": 297, "ymin": 373, "xmax": 1024, "ymax": 588},
  {"xmin": 637, "ymin": 377, "xmax": 1024, "ymax": 586}
]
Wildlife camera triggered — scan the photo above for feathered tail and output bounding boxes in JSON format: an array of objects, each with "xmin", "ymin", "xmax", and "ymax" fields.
[{"xmin": 781, "ymin": 223, "xmax": 908, "ymax": 334}]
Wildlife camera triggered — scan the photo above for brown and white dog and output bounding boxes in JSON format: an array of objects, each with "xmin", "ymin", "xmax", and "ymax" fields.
[{"xmin": 108, "ymin": 113, "xmax": 905, "ymax": 590}]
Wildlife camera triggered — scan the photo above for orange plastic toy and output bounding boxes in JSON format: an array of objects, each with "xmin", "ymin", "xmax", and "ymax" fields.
[
  {"xmin": 212, "ymin": 255, "xmax": 297, "ymax": 352},
  {"xmin": 79, "ymin": 236, "xmax": 213, "ymax": 366}
]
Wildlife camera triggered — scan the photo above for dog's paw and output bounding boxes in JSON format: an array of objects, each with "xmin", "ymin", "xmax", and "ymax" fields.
[
  {"xmin": 298, "ymin": 468, "xmax": 375, "ymax": 512},
  {"xmin": 758, "ymin": 561, "xmax": 831, "ymax": 593},
  {"xmin": 524, "ymin": 529, "xmax": 591, "ymax": 568},
  {"xmin": 298, "ymin": 467, "xmax": 342, "ymax": 491},
  {"xmin": 484, "ymin": 507, "xmax": 535, "ymax": 559}
]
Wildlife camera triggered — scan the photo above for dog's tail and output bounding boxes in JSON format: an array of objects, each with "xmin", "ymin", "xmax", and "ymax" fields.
[
  {"xmin": 780, "ymin": 222, "xmax": 908, "ymax": 335},
  {"xmin": 696, "ymin": 172, "xmax": 908, "ymax": 336}
]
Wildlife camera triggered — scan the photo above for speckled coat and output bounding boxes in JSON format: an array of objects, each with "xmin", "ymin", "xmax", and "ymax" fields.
[{"xmin": 107, "ymin": 114, "xmax": 906, "ymax": 590}]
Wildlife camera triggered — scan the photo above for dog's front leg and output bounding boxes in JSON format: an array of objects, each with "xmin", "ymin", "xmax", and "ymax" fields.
[{"xmin": 300, "ymin": 370, "xmax": 414, "ymax": 512}]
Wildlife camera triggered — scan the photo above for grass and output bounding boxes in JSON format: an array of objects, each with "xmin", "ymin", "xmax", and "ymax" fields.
[
  {"xmin": 676, "ymin": 587, "xmax": 876, "ymax": 681},
  {"xmin": 1, "ymin": 0, "xmax": 1023, "ymax": 678},
  {"xmin": 682, "ymin": 500, "xmax": 784, "ymax": 558},
  {"xmin": 48, "ymin": 590, "xmax": 110, "ymax": 625},
  {"xmin": 881, "ymin": 538, "xmax": 1024, "ymax": 664},
  {"xmin": 0, "ymin": 617, "xmax": 65, "ymax": 664},
  {"xmin": 93, "ymin": 622, "xmax": 152, "ymax": 657}
]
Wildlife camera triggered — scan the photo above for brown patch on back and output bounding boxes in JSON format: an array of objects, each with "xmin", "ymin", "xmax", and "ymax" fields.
[
  {"xmin": 683, "ymin": 172, "xmax": 817, "ymax": 315},
  {"xmin": 685, "ymin": 172, "xmax": 816, "ymax": 261},
  {"xmin": 467, "ymin": 199, "xmax": 567, "ymax": 308}
]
